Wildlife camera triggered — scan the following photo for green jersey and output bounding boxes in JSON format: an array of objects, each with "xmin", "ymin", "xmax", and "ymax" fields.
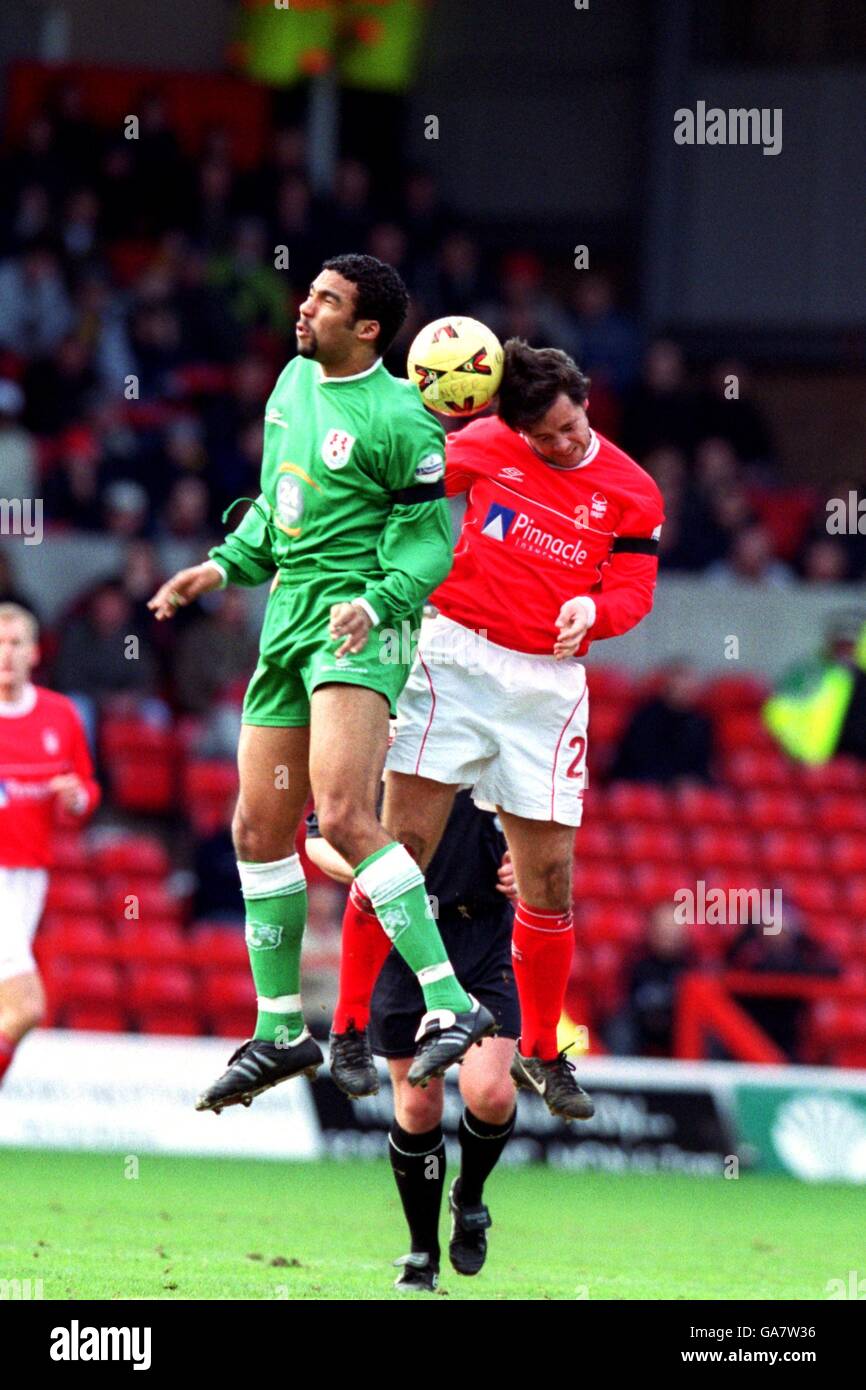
[{"xmin": 209, "ymin": 354, "xmax": 452, "ymax": 630}]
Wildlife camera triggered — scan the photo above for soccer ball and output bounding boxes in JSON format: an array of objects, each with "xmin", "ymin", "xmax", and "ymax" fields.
[{"xmin": 407, "ymin": 316, "xmax": 504, "ymax": 417}]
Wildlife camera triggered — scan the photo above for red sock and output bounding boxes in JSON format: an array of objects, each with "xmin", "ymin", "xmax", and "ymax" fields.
[
  {"xmin": 511, "ymin": 901, "xmax": 575, "ymax": 1061},
  {"xmin": 0, "ymin": 1032, "xmax": 16, "ymax": 1086},
  {"xmin": 333, "ymin": 882, "xmax": 393, "ymax": 1032}
]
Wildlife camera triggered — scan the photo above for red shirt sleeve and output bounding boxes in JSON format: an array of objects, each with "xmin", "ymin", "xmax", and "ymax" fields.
[
  {"xmin": 56, "ymin": 704, "xmax": 101, "ymax": 826},
  {"xmin": 584, "ymin": 479, "xmax": 665, "ymax": 645}
]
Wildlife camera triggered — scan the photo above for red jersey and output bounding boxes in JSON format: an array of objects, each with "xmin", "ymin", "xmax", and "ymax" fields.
[
  {"xmin": 432, "ymin": 417, "xmax": 664, "ymax": 657},
  {"xmin": 0, "ymin": 684, "xmax": 100, "ymax": 867}
]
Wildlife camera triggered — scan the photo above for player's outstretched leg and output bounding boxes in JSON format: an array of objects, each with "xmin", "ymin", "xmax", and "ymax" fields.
[
  {"xmin": 353, "ymin": 844, "xmax": 496, "ymax": 1085},
  {"xmin": 328, "ymin": 882, "xmax": 390, "ymax": 1098},
  {"xmin": 449, "ymin": 1036, "xmax": 516, "ymax": 1275},
  {"xmin": 388, "ymin": 1061, "xmax": 446, "ymax": 1292}
]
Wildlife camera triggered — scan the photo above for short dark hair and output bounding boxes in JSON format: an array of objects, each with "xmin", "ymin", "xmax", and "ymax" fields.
[
  {"xmin": 497, "ymin": 338, "xmax": 590, "ymax": 430},
  {"xmin": 321, "ymin": 253, "xmax": 409, "ymax": 354}
]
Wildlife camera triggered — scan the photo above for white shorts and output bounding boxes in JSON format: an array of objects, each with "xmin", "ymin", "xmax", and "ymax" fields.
[
  {"xmin": 0, "ymin": 867, "xmax": 49, "ymax": 982},
  {"xmin": 387, "ymin": 614, "xmax": 589, "ymax": 826}
]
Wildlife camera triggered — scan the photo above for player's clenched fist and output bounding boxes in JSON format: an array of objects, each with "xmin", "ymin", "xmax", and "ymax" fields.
[
  {"xmin": 329, "ymin": 602, "xmax": 372, "ymax": 657},
  {"xmin": 147, "ymin": 562, "xmax": 224, "ymax": 621},
  {"xmin": 553, "ymin": 596, "xmax": 594, "ymax": 660}
]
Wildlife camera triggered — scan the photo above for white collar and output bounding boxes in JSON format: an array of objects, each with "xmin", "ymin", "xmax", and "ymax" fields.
[
  {"xmin": 317, "ymin": 357, "xmax": 383, "ymax": 385},
  {"xmin": 0, "ymin": 682, "xmax": 37, "ymax": 717}
]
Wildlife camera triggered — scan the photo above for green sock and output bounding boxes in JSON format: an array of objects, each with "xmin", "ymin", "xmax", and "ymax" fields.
[
  {"xmin": 237, "ymin": 853, "xmax": 307, "ymax": 1043},
  {"xmin": 355, "ymin": 842, "xmax": 472, "ymax": 1014}
]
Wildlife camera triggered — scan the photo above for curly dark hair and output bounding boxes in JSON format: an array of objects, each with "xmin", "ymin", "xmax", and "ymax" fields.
[
  {"xmin": 321, "ymin": 253, "xmax": 409, "ymax": 354},
  {"xmin": 497, "ymin": 338, "xmax": 590, "ymax": 430}
]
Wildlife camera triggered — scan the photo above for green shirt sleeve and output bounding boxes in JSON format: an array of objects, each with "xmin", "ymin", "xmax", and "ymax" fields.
[
  {"xmin": 208, "ymin": 495, "xmax": 277, "ymax": 588},
  {"xmin": 357, "ymin": 403, "xmax": 453, "ymax": 627}
]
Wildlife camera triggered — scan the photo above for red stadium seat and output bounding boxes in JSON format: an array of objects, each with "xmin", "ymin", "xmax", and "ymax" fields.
[
  {"xmin": 44, "ymin": 875, "xmax": 103, "ymax": 918},
  {"xmin": 816, "ymin": 794, "xmax": 866, "ymax": 834},
  {"xmin": 577, "ymin": 903, "xmax": 644, "ymax": 945},
  {"xmin": 672, "ymin": 785, "xmax": 740, "ymax": 827},
  {"xmin": 799, "ymin": 759, "xmax": 866, "ymax": 795},
  {"xmin": 584, "ymin": 667, "xmax": 638, "ymax": 704},
  {"xmin": 138, "ymin": 1009, "xmax": 202, "ymax": 1036},
  {"xmin": 586, "ymin": 703, "xmax": 629, "ymax": 743},
  {"xmin": 715, "ymin": 709, "xmax": 774, "ymax": 755},
  {"xmin": 37, "ymin": 917, "xmax": 115, "ymax": 964},
  {"xmin": 104, "ymin": 879, "xmax": 185, "ymax": 926},
  {"xmin": 64, "ymin": 1006, "xmax": 126, "ymax": 1033},
  {"xmin": 116, "ymin": 921, "xmax": 189, "ymax": 966},
  {"xmin": 604, "ymin": 783, "xmax": 672, "ymax": 823},
  {"xmin": 574, "ymin": 823, "xmax": 619, "ymax": 860},
  {"xmin": 781, "ymin": 874, "xmax": 838, "ymax": 916},
  {"xmin": 52, "ymin": 833, "xmax": 91, "ymax": 873},
  {"xmin": 761, "ymin": 832, "xmax": 821, "ymax": 874},
  {"xmin": 188, "ymin": 923, "xmax": 249, "ymax": 970},
  {"xmin": 691, "ymin": 828, "xmax": 758, "ymax": 871},
  {"xmin": 842, "ymin": 878, "xmax": 866, "ymax": 917},
  {"xmin": 200, "ymin": 971, "xmax": 254, "ymax": 1016},
  {"xmin": 55, "ymin": 962, "xmax": 122, "ymax": 1011},
  {"xmin": 619, "ymin": 824, "xmax": 686, "ymax": 864},
  {"xmin": 92, "ymin": 836, "xmax": 170, "ymax": 879},
  {"xmin": 701, "ymin": 674, "xmax": 770, "ymax": 715},
  {"xmin": 110, "ymin": 756, "xmax": 174, "ymax": 814},
  {"xmin": 743, "ymin": 791, "xmax": 809, "ymax": 832},
  {"xmin": 830, "ymin": 835, "xmax": 866, "ymax": 876},
  {"xmin": 629, "ymin": 864, "xmax": 689, "ymax": 906},
  {"xmin": 572, "ymin": 862, "xmax": 630, "ymax": 901},
  {"xmin": 127, "ymin": 965, "xmax": 197, "ymax": 1014},
  {"xmin": 724, "ymin": 749, "xmax": 796, "ymax": 790}
]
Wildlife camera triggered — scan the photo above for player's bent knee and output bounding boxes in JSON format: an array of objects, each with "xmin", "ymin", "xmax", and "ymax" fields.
[
  {"xmin": 393, "ymin": 1077, "xmax": 444, "ymax": 1133},
  {"xmin": 462, "ymin": 1078, "xmax": 517, "ymax": 1126},
  {"xmin": 316, "ymin": 800, "xmax": 377, "ymax": 862}
]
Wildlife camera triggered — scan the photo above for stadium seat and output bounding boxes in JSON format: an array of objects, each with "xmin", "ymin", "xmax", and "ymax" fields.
[
  {"xmin": 672, "ymin": 785, "xmax": 740, "ymax": 826},
  {"xmin": 52, "ymin": 833, "xmax": 91, "ymax": 874},
  {"xmin": 188, "ymin": 923, "xmax": 248, "ymax": 970},
  {"xmin": 586, "ymin": 702, "xmax": 629, "ymax": 743},
  {"xmin": 92, "ymin": 836, "xmax": 171, "ymax": 879},
  {"xmin": 104, "ymin": 879, "xmax": 185, "ymax": 925},
  {"xmin": 44, "ymin": 875, "xmax": 103, "ymax": 918},
  {"xmin": 761, "ymin": 832, "xmax": 821, "ymax": 874},
  {"xmin": 799, "ymin": 759, "xmax": 866, "ymax": 795},
  {"xmin": 584, "ymin": 667, "xmax": 637, "ymax": 704},
  {"xmin": 572, "ymin": 862, "xmax": 630, "ymax": 900},
  {"xmin": 743, "ymin": 790, "xmax": 809, "ymax": 831},
  {"xmin": 781, "ymin": 874, "xmax": 838, "ymax": 916},
  {"xmin": 200, "ymin": 971, "xmax": 255, "ymax": 1016},
  {"xmin": 64, "ymin": 1005, "xmax": 126, "ymax": 1033},
  {"xmin": 842, "ymin": 878, "xmax": 866, "ymax": 916},
  {"xmin": 829, "ymin": 835, "xmax": 866, "ymax": 876},
  {"xmin": 724, "ymin": 749, "xmax": 795, "ymax": 790},
  {"xmin": 37, "ymin": 917, "xmax": 115, "ymax": 964},
  {"xmin": 604, "ymin": 783, "xmax": 672, "ymax": 823},
  {"xmin": 577, "ymin": 903, "xmax": 644, "ymax": 945},
  {"xmin": 574, "ymin": 822, "xmax": 619, "ymax": 860},
  {"xmin": 816, "ymin": 794, "xmax": 866, "ymax": 834},
  {"xmin": 109, "ymin": 755, "xmax": 175, "ymax": 814},
  {"xmin": 55, "ymin": 962, "xmax": 122, "ymax": 1011},
  {"xmin": 619, "ymin": 824, "xmax": 686, "ymax": 864},
  {"xmin": 715, "ymin": 710, "xmax": 775, "ymax": 755},
  {"xmin": 138, "ymin": 1009, "xmax": 202, "ymax": 1036},
  {"xmin": 127, "ymin": 965, "xmax": 197, "ymax": 1015},
  {"xmin": 691, "ymin": 827, "xmax": 757, "ymax": 871},
  {"xmin": 629, "ymin": 864, "xmax": 689, "ymax": 906},
  {"xmin": 116, "ymin": 921, "xmax": 189, "ymax": 966},
  {"xmin": 701, "ymin": 674, "xmax": 771, "ymax": 715}
]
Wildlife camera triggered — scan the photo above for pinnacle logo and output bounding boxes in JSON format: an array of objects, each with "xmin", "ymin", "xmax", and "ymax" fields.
[{"xmin": 481, "ymin": 502, "xmax": 517, "ymax": 541}]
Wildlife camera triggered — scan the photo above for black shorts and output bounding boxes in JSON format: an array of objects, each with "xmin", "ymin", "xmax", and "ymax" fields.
[{"xmin": 368, "ymin": 907, "xmax": 521, "ymax": 1058}]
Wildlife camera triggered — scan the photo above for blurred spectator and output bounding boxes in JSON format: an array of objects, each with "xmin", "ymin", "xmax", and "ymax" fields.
[
  {"xmin": 568, "ymin": 271, "xmax": 642, "ymax": 394},
  {"xmin": 764, "ymin": 610, "xmax": 866, "ymax": 764},
  {"xmin": 43, "ymin": 428, "xmax": 104, "ymax": 530},
  {"xmin": 695, "ymin": 359, "xmax": 773, "ymax": 469},
  {"xmin": 159, "ymin": 476, "xmax": 214, "ymax": 542},
  {"xmin": 53, "ymin": 580, "xmax": 161, "ymax": 742},
  {"xmin": 801, "ymin": 537, "xmax": 850, "ymax": 584},
  {"xmin": 192, "ymin": 811, "xmax": 244, "ymax": 922},
  {"xmin": 706, "ymin": 523, "xmax": 794, "ymax": 585},
  {"xmin": 0, "ymin": 242, "xmax": 75, "ymax": 357},
  {"xmin": 606, "ymin": 903, "xmax": 693, "ymax": 1056},
  {"xmin": 208, "ymin": 220, "xmax": 289, "ymax": 337},
  {"xmin": 102, "ymin": 480, "xmax": 150, "ymax": 539},
  {"xmin": 610, "ymin": 661, "xmax": 714, "ymax": 785},
  {"xmin": 270, "ymin": 175, "xmax": 319, "ymax": 292},
  {"xmin": 797, "ymin": 476, "xmax": 866, "ymax": 582},
  {"xmin": 75, "ymin": 272, "xmax": 136, "ymax": 392},
  {"xmin": 23, "ymin": 333, "xmax": 99, "ymax": 436},
  {"xmin": 315, "ymin": 157, "xmax": 373, "ymax": 253},
  {"xmin": 174, "ymin": 588, "xmax": 257, "ymax": 716},
  {"xmin": 0, "ymin": 379, "xmax": 36, "ymax": 498},
  {"xmin": 482, "ymin": 251, "xmax": 578, "ymax": 355},
  {"xmin": 725, "ymin": 912, "xmax": 838, "ymax": 1061},
  {"xmin": 621, "ymin": 338, "xmax": 699, "ymax": 459},
  {"xmin": 0, "ymin": 551, "xmax": 36, "ymax": 615}
]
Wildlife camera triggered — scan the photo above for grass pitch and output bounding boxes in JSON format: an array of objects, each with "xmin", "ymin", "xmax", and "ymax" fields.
[{"xmin": 0, "ymin": 1148, "xmax": 861, "ymax": 1300}]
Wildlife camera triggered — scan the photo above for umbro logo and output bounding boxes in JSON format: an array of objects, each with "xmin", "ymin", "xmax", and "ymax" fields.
[
  {"xmin": 498, "ymin": 466, "xmax": 524, "ymax": 482},
  {"xmin": 265, "ymin": 407, "xmax": 288, "ymax": 428}
]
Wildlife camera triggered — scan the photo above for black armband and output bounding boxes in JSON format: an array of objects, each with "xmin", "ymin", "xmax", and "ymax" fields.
[
  {"xmin": 392, "ymin": 480, "xmax": 446, "ymax": 506},
  {"xmin": 612, "ymin": 535, "xmax": 659, "ymax": 555}
]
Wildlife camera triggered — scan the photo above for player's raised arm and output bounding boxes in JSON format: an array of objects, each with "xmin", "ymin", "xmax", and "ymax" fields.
[
  {"xmin": 148, "ymin": 494, "xmax": 277, "ymax": 621},
  {"xmin": 579, "ymin": 489, "xmax": 665, "ymax": 643}
]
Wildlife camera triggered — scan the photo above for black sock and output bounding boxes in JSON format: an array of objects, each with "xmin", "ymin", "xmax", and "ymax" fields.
[
  {"xmin": 388, "ymin": 1121, "xmax": 446, "ymax": 1262},
  {"xmin": 457, "ymin": 1106, "xmax": 515, "ymax": 1206}
]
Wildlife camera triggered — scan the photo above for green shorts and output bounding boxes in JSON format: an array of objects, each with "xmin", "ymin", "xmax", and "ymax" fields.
[{"xmin": 242, "ymin": 577, "xmax": 414, "ymax": 728}]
